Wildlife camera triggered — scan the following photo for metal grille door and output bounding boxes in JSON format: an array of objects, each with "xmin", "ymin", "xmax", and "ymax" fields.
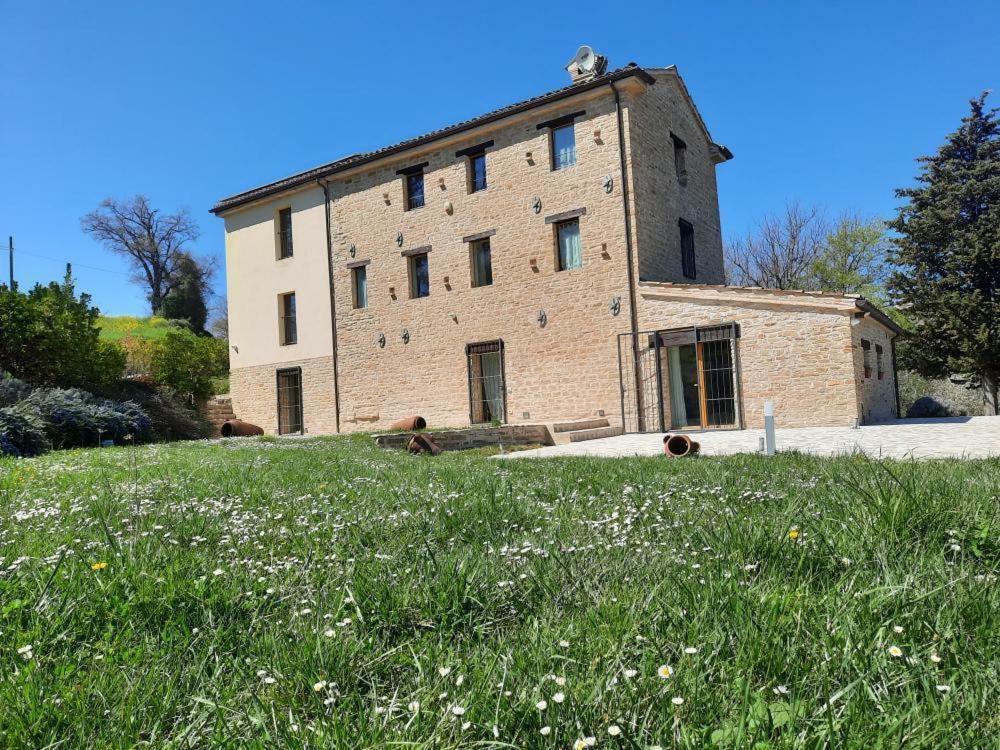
[
  {"xmin": 276, "ymin": 368, "xmax": 303, "ymax": 435},
  {"xmin": 467, "ymin": 341, "xmax": 506, "ymax": 424}
]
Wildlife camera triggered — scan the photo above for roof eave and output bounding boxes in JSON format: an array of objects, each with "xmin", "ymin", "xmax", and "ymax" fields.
[{"xmin": 210, "ymin": 65, "xmax": 655, "ymax": 216}]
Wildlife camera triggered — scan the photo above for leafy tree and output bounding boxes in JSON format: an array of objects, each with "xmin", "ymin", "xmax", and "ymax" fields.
[
  {"xmin": 158, "ymin": 252, "xmax": 211, "ymax": 332},
  {"xmin": 810, "ymin": 215, "xmax": 890, "ymax": 297},
  {"xmin": 150, "ymin": 329, "xmax": 229, "ymax": 402},
  {"xmin": 0, "ymin": 270, "xmax": 126, "ymax": 388},
  {"xmin": 81, "ymin": 195, "xmax": 203, "ymax": 313},
  {"xmin": 889, "ymin": 92, "xmax": 1000, "ymax": 414}
]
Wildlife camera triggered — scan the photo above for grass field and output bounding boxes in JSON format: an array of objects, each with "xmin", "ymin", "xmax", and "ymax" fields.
[
  {"xmin": 97, "ymin": 315, "xmax": 177, "ymax": 342},
  {"xmin": 1, "ymin": 437, "xmax": 997, "ymax": 748}
]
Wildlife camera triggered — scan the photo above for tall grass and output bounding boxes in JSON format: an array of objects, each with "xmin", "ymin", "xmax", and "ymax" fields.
[{"xmin": 0, "ymin": 438, "xmax": 997, "ymax": 748}]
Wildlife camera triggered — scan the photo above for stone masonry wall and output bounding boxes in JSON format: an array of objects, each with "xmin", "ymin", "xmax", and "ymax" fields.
[
  {"xmin": 638, "ymin": 285, "xmax": 863, "ymax": 429},
  {"xmin": 851, "ymin": 316, "xmax": 899, "ymax": 423},
  {"xmin": 326, "ymin": 89, "xmax": 642, "ymax": 432},
  {"xmin": 626, "ymin": 72, "xmax": 727, "ymax": 285},
  {"xmin": 229, "ymin": 355, "xmax": 337, "ymax": 435}
]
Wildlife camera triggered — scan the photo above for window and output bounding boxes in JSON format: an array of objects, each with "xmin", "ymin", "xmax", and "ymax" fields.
[
  {"xmin": 555, "ymin": 219, "xmax": 582, "ymax": 271},
  {"xmin": 671, "ymin": 133, "xmax": 688, "ymax": 185},
  {"xmin": 352, "ymin": 265, "xmax": 368, "ymax": 309},
  {"xmin": 470, "ymin": 152, "xmax": 487, "ymax": 192},
  {"xmin": 277, "ymin": 207, "xmax": 293, "ymax": 259},
  {"xmin": 875, "ymin": 343, "xmax": 885, "ymax": 380},
  {"xmin": 551, "ymin": 123, "xmax": 577, "ymax": 170},
  {"xmin": 470, "ymin": 238, "xmax": 493, "ymax": 287},
  {"xmin": 406, "ymin": 171, "xmax": 425, "ymax": 210},
  {"xmin": 276, "ymin": 368, "xmax": 303, "ymax": 435},
  {"xmin": 278, "ymin": 292, "xmax": 297, "ymax": 345},
  {"xmin": 679, "ymin": 219, "xmax": 696, "ymax": 279},
  {"xmin": 409, "ymin": 253, "xmax": 430, "ymax": 298},
  {"xmin": 861, "ymin": 339, "xmax": 872, "ymax": 378}
]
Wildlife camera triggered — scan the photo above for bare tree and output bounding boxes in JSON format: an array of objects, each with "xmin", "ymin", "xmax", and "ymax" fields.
[
  {"xmin": 725, "ymin": 203, "xmax": 828, "ymax": 289},
  {"xmin": 81, "ymin": 196, "xmax": 201, "ymax": 313}
]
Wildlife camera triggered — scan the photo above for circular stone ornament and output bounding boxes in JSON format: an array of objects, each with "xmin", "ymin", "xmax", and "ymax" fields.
[
  {"xmin": 603, "ymin": 175, "xmax": 614, "ymax": 194},
  {"xmin": 531, "ymin": 197, "xmax": 542, "ymax": 214},
  {"xmin": 609, "ymin": 296, "xmax": 622, "ymax": 316},
  {"xmin": 401, "ymin": 328, "xmax": 410, "ymax": 344},
  {"xmin": 396, "ymin": 231, "xmax": 404, "ymax": 247},
  {"xmin": 536, "ymin": 309, "xmax": 547, "ymax": 327},
  {"xmin": 377, "ymin": 332, "xmax": 386, "ymax": 348}
]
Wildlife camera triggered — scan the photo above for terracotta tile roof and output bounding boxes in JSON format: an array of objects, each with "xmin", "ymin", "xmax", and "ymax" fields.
[{"xmin": 211, "ymin": 64, "xmax": 655, "ymax": 215}]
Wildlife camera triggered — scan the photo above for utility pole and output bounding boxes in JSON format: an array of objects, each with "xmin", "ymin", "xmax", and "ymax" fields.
[{"xmin": 7, "ymin": 236, "xmax": 13, "ymax": 290}]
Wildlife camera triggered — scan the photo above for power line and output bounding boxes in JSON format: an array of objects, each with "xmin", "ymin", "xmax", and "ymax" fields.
[{"xmin": 16, "ymin": 249, "xmax": 132, "ymax": 277}]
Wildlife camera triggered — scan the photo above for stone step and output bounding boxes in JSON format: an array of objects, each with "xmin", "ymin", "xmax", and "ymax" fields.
[
  {"xmin": 568, "ymin": 425, "xmax": 624, "ymax": 442},
  {"xmin": 552, "ymin": 418, "xmax": 610, "ymax": 433}
]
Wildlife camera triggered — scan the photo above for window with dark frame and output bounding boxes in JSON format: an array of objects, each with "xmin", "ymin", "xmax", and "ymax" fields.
[
  {"xmin": 555, "ymin": 218, "xmax": 582, "ymax": 271},
  {"xmin": 551, "ymin": 123, "xmax": 577, "ymax": 170},
  {"xmin": 352, "ymin": 265, "xmax": 368, "ymax": 309},
  {"xmin": 278, "ymin": 207, "xmax": 293, "ymax": 259},
  {"xmin": 276, "ymin": 368, "xmax": 303, "ymax": 435},
  {"xmin": 671, "ymin": 133, "xmax": 688, "ymax": 185},
  {"xmin": 409, "ymin": 253, "xmax": 430, "ymax": 298},
  {"xmin": 470, "ymin": 152, "xmax": 487, "ymax": 192},
  {"xmin": 406, "ymin": 171, "xmax": 425, "ymax": 210},
  {"xmin": 279, "ymin": 292, "xmax": 297, "ymax": 345},
  {"xmin": 467, "ymin": 340, "xmax": 505, "ymax": 425},
  {"xmin": 679, "ymin": 219, "xmax": 696, "ymax": 279},
  {"xmin": 470, "ymin": 238, "xmax": 493, "ymax": 287},
  {"xmin": 861, "ymin": 339, "xmax": 872, "ymax": 378},
  {"xmin": 875, "ymin": 343, "xmax": 884, "ymax": 379}
]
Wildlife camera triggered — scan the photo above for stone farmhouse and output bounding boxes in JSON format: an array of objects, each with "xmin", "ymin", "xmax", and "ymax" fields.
[{"xmin": 212, "ymin": 49, "xmax": 901, "ymax": 440}]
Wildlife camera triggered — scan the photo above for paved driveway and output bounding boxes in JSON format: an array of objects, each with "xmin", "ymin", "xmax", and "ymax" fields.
[{"xmin": 505, "ymin": 416, "xmax": 1000, "ymax": 460}]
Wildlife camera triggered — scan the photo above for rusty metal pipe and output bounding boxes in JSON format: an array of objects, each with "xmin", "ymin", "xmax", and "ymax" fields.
[
  {"xmin": 391, "ymin": 416, "xmax": 427, "ymax": 431},
  {"xmin": 221, "ymin": 419, "xmax": 264, "ymax": 438},
  {"xmin": 407, "ymin": 433, "xmax": 442, "ymax": 456},
  {"xmin": 663, "ymin": 433, "xmax": 700, "ymax": 457}
]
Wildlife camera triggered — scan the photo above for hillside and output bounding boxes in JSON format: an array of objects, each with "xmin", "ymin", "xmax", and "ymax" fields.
[{"xmin": 97, "ymin": 315, "xmax": 177, "ymax": 342}]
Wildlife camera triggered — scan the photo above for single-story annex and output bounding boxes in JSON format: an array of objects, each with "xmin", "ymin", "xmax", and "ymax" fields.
[{"xmin": 211, "ymin": 49, "xmax": 901, "ymax": 440}]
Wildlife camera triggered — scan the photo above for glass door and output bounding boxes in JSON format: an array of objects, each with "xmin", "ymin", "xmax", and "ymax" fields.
[{"xmin": 666, "ymin": 340, "xmax": 737, "ymax": 429}]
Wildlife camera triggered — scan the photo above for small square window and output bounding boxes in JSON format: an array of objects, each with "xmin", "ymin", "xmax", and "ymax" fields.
[
  {"xmin": 352, "ymin": 266, "xmax": 368, "ymax": 309},
  {"xmin": 469, "ymin": 152, "xmax": 487, "ymax": 193},
  {"xmin": 555, "ymin": 219, "xmax": 581, "ymax": 271},
  {"xmin": 551, "ymin": 123, "xmax": 576, "ymax": 170},
  {"xmin": 405, "ymin": 171, "xmax": 425, "ymax": 210},
  {"xmin": 278, "ymin": 292, "xmax": 297, "ymax": 345},
  {"xmin": 409, "ymin": 253, "xmax": 430, "ymax": 298},
  {"xmin": 277, "ymin": 207, "xmax": 293, "ymax": 259},
  {"xmin": 470, "ymin": 238, "xmax": 493, "ymax": 287}
]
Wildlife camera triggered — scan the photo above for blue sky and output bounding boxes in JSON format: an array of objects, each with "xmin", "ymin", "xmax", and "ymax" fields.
[{"xmin": 2, "ymin": 0, "xmax": 996, "ymax": 317}]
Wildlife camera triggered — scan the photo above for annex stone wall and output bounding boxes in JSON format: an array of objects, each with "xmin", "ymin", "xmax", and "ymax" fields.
[
  {"xmin": 638, "ymin": 284, "xmax": 869, "ymax": 429},
  {"xmin": 229, "ymin": 355, "xmax": 337, "ymax": 435}
]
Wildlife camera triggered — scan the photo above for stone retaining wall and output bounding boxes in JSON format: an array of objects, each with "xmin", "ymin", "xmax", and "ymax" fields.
[{"xmin": 374, "ymin": 424, "xmax": 551, "ymax": 452}]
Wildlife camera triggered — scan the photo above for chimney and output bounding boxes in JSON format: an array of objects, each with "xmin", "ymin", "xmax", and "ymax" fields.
[{"xmin": 565, "ymin": 45, "xmax": 608, "ymax": 83}]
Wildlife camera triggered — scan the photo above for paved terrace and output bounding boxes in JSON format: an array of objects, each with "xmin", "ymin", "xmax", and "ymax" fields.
[{"xmin": 504, "ymin": 416, "xmax": 1000, "ymax": 460}]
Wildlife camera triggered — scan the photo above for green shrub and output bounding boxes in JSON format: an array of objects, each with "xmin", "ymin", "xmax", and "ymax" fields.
[
  {"xmin": 0, "ymin": 406, "xmax": 50, "ymax": 457},
  {"xmin": 0, "ymin": 373, "xmax": 33, "ymax": 407},
  {"xmin": 97, "ymin": 380, "xmax": 212, "ymax": 442},
  {"xmin": 20, "ymin": 388, "xmax": 152, "ymax": 449},
  {"xmin": 150, "ymin": 329, "xmax": 228, "ymax": 402},
  {"xmin": 0, "ymin": 273, "xmax": 126, "ymax": 388}
]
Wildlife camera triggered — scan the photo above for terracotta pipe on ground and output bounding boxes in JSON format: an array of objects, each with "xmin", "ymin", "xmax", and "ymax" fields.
[
  {"xmin": 391, "ymin": 416, "xmax": 427, "ymax": 431},
  {"xmin": 221, "ymin": 419, "xmax": 265, "ymax": 438},
  {"xmin": 407, "ymin": 433, "xmax": 442, "ymax": 456},
  {"xmin": 663, "ymin": 433, "xmax": 700, "ymax": 457}
]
